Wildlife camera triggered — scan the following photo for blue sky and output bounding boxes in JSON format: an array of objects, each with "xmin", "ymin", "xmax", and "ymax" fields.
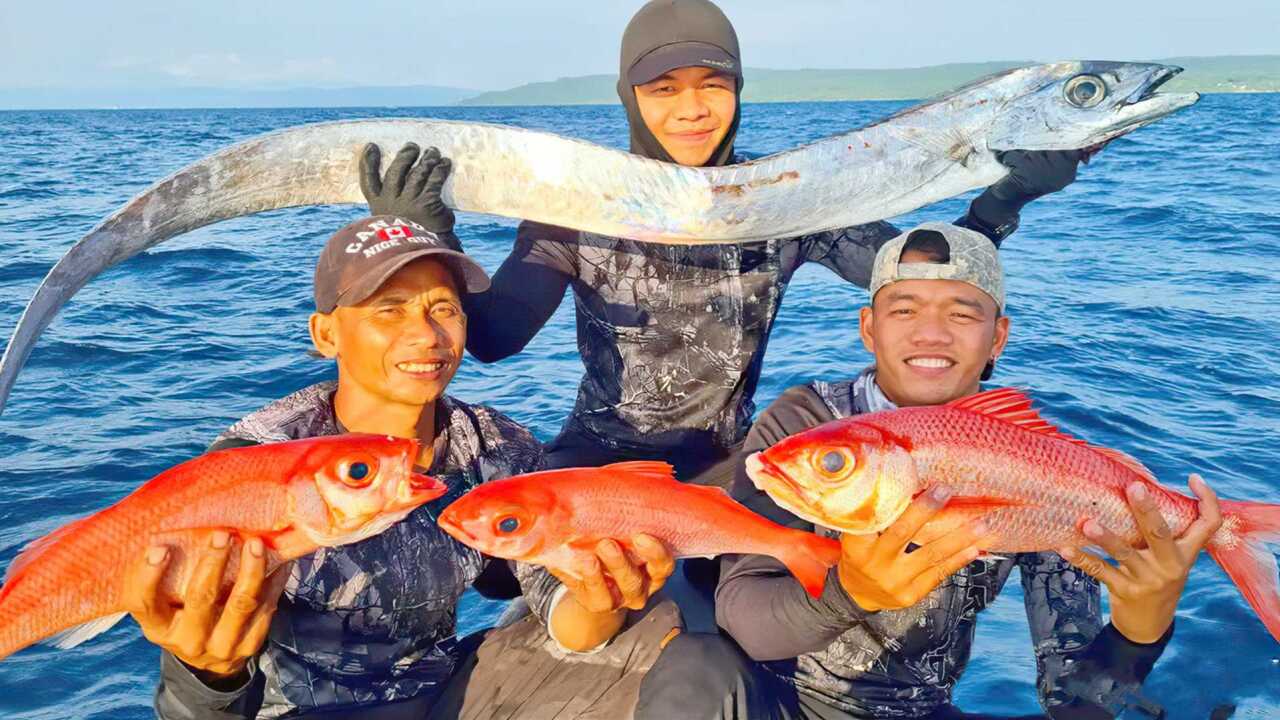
[{"xmin": 2, "ymin": 0, "xmax": 1276, "ymax": 91}]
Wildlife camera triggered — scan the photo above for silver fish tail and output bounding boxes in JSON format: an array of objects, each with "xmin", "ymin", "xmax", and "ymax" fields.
[{"xmin": 0, "ymin": 61, "xmax": 1198, "ymax": 414}]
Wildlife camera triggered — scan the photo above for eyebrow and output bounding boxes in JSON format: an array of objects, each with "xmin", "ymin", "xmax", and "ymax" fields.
[
  {"xmin": 371, "ymin": 293, "xmax": 412, "ymax": 307},
  {"xmin": 642, "ymin": 71, "xmax": 732, "ymax": 85},
  {"xmin": 882, "ymin": 291, "xmax": 988, "ymax": 314}
]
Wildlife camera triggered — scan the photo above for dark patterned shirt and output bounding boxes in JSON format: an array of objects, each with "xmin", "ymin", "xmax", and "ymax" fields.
[
  {"xmin": 466, "ymin": 219, "xmax": 900, "ymax": 460},
  {"xmin": 716, "ymin": 370, "xmax": 1171, "ymax": 718},
  {"xmin": 154, "ymin": 381, "xmax": 549, "ymax": 719}
]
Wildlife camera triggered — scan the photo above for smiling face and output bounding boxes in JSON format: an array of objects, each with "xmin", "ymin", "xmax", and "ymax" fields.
[
  {"xmin": 311, "ymin": 258, "xmax": 467, "ymax": 411},
  {"xmin": 861, "ymin": 254, "xmax": 1010, "ymax": 407},
  {"xmin": 633, "ymin": 65, "xmax": 737, "ymax": 166}
]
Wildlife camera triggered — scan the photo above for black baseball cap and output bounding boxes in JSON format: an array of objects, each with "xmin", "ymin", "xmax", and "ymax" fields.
[
  {"xmin": 622, "ymin": 0, "xmax": 742, "ymax": 86},
  {"xmin": 313, "ymin": 215, "xmax": 489, "ymax": 313}
]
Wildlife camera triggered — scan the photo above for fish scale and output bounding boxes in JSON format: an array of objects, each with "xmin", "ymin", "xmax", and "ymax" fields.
[
  {"xmin": 0, "ymin": 434, "xmax": 443, "ymax": 660},
  {"xmin": 437, "ymin": 461, "xmax": 843, "ymax": 597},
  {"xmin": 749, "ymin": 387, "xmax": 1280, "ymax": 643},
  {"xmin": 0, "ymin": 61, "xmax": 1198, "ymax": 416}
]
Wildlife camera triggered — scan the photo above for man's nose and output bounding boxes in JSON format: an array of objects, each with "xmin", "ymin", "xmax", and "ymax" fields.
[
  {"xmin": 672, "ymin": 88, "xmax": 710, "ymax": 121},
  {"xmin": 404, "ymin": 310, "xmax": 441, "ymax": 346},
  {"xmin": 909, "ymin": 315, "xmax": 952, "ymax": 345}
]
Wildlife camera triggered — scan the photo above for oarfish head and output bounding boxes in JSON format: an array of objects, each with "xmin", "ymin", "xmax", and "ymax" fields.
[
  {"xmin": 745, "ymin": 417, "xmax": 919, "ymax": 534},
  {"xmin": 289, "ymin": 434, "xmax": 447, "ymax": 547},
  {"xmin": 436, "ymin": 475, "xmax": 568, "ymax": 561},
  {"xmin": 976, "ymin": 61, "xmax": 1199, "ymax": 151}
]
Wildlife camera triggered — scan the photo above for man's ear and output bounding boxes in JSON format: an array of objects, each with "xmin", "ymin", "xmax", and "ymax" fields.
[
  {"xmin": 309, "ymin": 312, "xmax": 339, "ymax": 358},
  {"xmin": 991, "ymin": 315, "xmax": 1011, "ymax": 361},
  {"xmin": 858, "ymin": 305, "xmax": 876, "ymax": 355}
]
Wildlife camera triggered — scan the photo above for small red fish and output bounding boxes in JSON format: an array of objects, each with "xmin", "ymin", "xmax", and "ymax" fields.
[
  {"xmin": 437, "ymin": 461, "xmax": 841, "ymax": 597},
  {"xmin": 747, "ymin": 387, "xmax": 1280, "ymax": 642},
  {"xmin": 0, "ymin": 433, "xmax": 446, "ymax": 660}
]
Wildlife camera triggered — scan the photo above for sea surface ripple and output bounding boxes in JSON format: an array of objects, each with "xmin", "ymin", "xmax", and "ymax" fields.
[{"xmin": 0, "ymin": 94, "xmax": 1277, "ymax": 718}]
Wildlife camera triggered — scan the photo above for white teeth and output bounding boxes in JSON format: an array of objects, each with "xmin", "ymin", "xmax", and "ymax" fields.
[
  {"xmin": 397, "ymin": 361, "xmax": 446, "ymax": 373},
  {"xmin": 906, "ymin": 357, "xmax": 954, "ymax": 369}
]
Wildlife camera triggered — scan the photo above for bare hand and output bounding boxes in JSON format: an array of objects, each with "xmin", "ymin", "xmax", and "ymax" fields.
[
  {"xmin": 551, "ymin": 534, "xmax": 675, "ymax": 614},
  {"xmin": 838, "ymin": 486, "xmax": 994, "ymax": 612},
  {"xmin": 122, "ymin": 530, "xmax": 290, "ymax": 679},
  {"xmin": 1059, "ymin": 474, "xmax": 1222, "ymax": 644}
]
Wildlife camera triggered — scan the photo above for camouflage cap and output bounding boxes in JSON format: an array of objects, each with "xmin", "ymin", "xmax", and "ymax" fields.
[{"xmin": 869, "ymin": 222, "xmax": 1005, "ymax": 311}]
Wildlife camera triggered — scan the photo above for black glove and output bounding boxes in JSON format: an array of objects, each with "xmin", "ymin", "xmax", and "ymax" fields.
[
  {"xmin": 360, "ymin": 142, "xmax": 459, "ymax": 247},
  {"xmin": 965, "ymin": 149, "xmax": 1086, "ymax": 242}
]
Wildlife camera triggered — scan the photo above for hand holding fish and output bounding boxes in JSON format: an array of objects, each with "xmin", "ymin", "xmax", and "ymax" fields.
[
  {"xmin": 551, "ymin": 534, "xmax": 676, "ymax": 613},
  {"xmin": 122, "ymin": 531, "xmax": 290, "ymax": 679},
  {"xmin": 360, "ymin": 142, "xmax": 459, "ymax": 244},
  {"xmin": 837, "ymin": 485, "xmax": 996, "ymax": 612},
  {"xmin": 1059, "ymin": 474, "xmax": 1224, "ymax": 644},
  {"xmin": 546, "ymin": 534, "xmax": 675, "ymax": 652}
]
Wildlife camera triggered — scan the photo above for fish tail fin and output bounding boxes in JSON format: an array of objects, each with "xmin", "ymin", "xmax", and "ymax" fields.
[
  {"xmin": 1209, "ymin": 499, "xmax": 1280, "ymax": 643},
  {"xmin": 777, "ymin": 532, "xmax": 843, "ymax": 599}
]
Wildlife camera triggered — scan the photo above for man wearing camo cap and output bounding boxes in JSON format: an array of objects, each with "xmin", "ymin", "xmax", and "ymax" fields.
[{"xmin": 639, "ymin": 222, "xmax": 1220, "ymax": 718}]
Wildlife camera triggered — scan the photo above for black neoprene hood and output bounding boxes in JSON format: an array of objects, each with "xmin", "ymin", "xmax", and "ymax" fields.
[{"xmin": 616, "ymin": 0, "xmax": 743, "ymax": 166}]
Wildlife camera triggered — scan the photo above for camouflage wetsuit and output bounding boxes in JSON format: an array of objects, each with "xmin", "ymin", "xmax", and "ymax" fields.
[{"xmin": 153, "ymin": 381, "xmax": 555, "ymax": 719}]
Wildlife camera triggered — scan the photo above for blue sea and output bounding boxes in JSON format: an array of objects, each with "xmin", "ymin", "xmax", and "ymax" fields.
[{"xmin": 0, "ymin": 95, "xmax": 1278, "ymax": 718}]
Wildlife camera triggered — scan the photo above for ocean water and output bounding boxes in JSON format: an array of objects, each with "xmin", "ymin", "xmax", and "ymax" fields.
[{"xmin": 0, "ymin": 94, "xmax": 1277, "ymax": 719}]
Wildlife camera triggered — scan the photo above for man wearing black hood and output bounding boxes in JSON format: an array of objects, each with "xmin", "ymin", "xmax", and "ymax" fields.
[{"xmin": 361, "ymin": 0, "xmax": 1085, "ymax": 688}]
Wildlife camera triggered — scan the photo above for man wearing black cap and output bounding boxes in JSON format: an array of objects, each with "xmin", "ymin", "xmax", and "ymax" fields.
[{"xmin": 126, "ymin": 215, "xmax": 562, "ymax": 719}]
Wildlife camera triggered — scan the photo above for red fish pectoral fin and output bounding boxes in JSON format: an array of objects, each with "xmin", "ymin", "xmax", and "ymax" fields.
[
  {"xmin": 941, "ymin": 496, "xmax": 1025, "ymax": 510},
  {"xmin": 777, "ymin": 532, "xmax": 842, "ymax": 599}
]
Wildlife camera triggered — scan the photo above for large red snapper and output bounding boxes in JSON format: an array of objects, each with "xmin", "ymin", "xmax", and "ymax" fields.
[
  {"xmin": 437, "ymin": 461, "xmax": 841, "ymax": 597},
  {"xmin": 0, "ymin": 434, "xmax": 446, "ymax": 660},
  {"xmin": 746, "ymin": 387, "xmax": 1280, "ymax": 642}
]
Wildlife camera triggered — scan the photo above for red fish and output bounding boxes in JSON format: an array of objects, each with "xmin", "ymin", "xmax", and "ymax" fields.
[
  {"xmin": 436, "ymin": 461, "xmax": 841, "ymax": 597},
  {"xmin": 0, "ymin": 433, "xmax": 446, "ymax": 660},
  {"xmin": 747, "ymin": 387, "xmax": 1280, "ymax": 642}
]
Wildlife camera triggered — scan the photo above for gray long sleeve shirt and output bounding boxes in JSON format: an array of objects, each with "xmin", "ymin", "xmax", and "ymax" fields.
[
  {"xmin": 153, "ymin": 382, "xmax": 559, "ymax": 719},
  {"xmin": 716, "ymin": 375, "xmax": 1171, "ymax": 719}
]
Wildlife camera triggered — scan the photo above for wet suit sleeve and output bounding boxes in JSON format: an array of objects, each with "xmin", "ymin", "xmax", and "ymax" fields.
[
  {"xmin": 462, "ymin": 221, "xmax": 578, "ymax": 363},
  {"xmin": 799, "ymin": 220, "xmax": 900, "ymax": 288},
  {"xmin": 155, "ymin": 652, "xmax": 264, "ymax": 720},
  {"xmin": 715, "ymin": 386, "xmax": 870, "ymax": 661},
  {"xmin": 1019, "ymin": 551, "xmax": 1173, "ymax": 719}
]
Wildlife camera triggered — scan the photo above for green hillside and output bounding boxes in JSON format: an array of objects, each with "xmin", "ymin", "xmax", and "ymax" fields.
[{"xmin": 458, "ymin": 55, "xmax": 1280, "ymax": 106}]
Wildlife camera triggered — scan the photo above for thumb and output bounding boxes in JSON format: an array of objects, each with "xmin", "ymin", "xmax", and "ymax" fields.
[{"xmin": 359, "ymin": 144, "xmax": 383, "ymax": 200}]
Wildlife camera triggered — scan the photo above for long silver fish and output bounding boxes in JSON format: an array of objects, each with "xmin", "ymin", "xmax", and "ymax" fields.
[{"xmin": 0, "ymin": 61, "xmax": 1196, "ymax": 415}]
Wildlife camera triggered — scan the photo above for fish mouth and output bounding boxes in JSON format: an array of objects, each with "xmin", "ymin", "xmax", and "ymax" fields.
[
  {"xmin": 745, "ymin": 452, "xmax": 803, "ymax": 497},
  {"xmin": 408, "ymin": 472, "xmax": 448, "ymax": 501},
  {"xmin": 436, "ymin": 512, "xmax": 474, "ymax": 544},
  {"xmin": 1103, "ymin": 64, "xmax": 1199, "ymax": 140}
]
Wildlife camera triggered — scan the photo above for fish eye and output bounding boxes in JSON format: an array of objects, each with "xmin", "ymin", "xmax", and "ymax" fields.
[
  {"xmin": 814, "ymin": 449, "xmax": 852, "ymax": 478},
  {"xmin": 1064, "ymin": 74, "xmax": 1106, "ymax": 108},
  {"xmin": 339, "ymin": 456, "xmax": 378, "ymax": 488},
  {"xmin": 496, "ymin": 516, "xmax": 520, "ymax": 534}
]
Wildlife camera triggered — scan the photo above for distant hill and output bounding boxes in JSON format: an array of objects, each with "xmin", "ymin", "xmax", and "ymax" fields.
[
  {"xmin": 459, "ymin": 55, "xmax": 1280, "ymax": 106},
  {"xmin": 0, "ymin": 85, "xmax": 476, "ymax": 111}
]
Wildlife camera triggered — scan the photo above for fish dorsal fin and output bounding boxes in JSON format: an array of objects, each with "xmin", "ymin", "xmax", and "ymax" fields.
[
  {"xmin": 599, "ymin": 461, "xmax": 678, "ymax": 484},
  {"xmin": 947, "ymin": 388, "xmax": 1087, "ymax": 445},
  {"xmin": 3, "ymin": 515, "xmax": 93, "ymax": 589},
  {"xmin": 948, "ymin": 388, "xmax": 1159, "ymax": 484}
]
